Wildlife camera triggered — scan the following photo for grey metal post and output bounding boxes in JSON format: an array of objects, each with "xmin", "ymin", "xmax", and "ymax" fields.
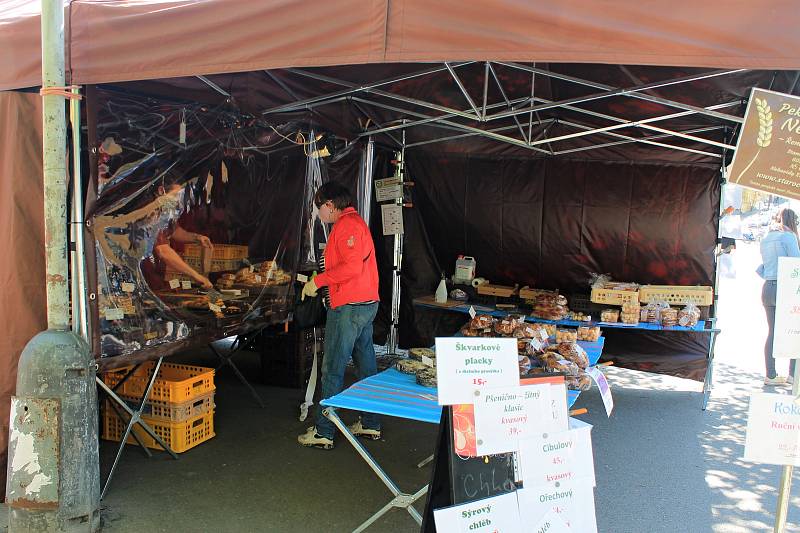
[
  {"xmin": 358, "ymin": 137, "xmax": 375, "ymax": 225},
  {"xmin": 387, "ymin": 133, "xmax": 405, "ymax": 355},
  {"xmin": 70, "ymin": 87, "xmax": 89, "ymax": 341},
  {"xmin": 6, "ymin": 1, "xmax": 100, "ymax": 530}
]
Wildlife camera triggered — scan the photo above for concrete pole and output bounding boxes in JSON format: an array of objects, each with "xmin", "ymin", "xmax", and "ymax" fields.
[{"xmin": 41, "ymin": 0, "xmax": 70, "ymax": 331}]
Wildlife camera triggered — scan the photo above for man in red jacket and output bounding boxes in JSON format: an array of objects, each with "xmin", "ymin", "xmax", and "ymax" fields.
[{"xmin": 298, "ymin": 182, "xmax": 380, "ymax": 449}]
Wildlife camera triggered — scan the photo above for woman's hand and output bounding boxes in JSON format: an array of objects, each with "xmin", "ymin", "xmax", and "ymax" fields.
[
  {"xmin": 196, "ymin": 234, "xmax": 213, "ymax": 249},
  {"xmin": 195, "ymin": 275, "xmax": 213, "ymax": 289}
]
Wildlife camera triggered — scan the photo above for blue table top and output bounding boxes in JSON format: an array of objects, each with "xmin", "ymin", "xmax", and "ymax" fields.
[
  {"xmin": 413, "ymin": 298, "xmax": 717, "ymax": 333},
  {"xmin": 321, "ymin": 339, "xmax": 604, "ymax": 422}
]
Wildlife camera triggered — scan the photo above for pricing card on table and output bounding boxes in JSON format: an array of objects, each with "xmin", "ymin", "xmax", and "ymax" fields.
[
  {"xmin": 518, "ymin": 418, "xmax": 596, "ymax": 488},
  {"xmin": 433, "ymin": 491, "xmax": 522, "ymax": 533},
  {"xmin": 435, "ymin": 337, "xmax": 519, "ymax": 405},
  {"xmin": 516, "ymin": 482, "xmax": 598, "ymax": 533},
  {"xmin": 472, "ymin": 384, "xmax": 552, "ymax": 455}
]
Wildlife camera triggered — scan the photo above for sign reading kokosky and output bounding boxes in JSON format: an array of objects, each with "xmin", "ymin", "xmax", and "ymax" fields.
[{"xmin": 731, "ymin": 88, "xmax": 800, "ymax": 201}]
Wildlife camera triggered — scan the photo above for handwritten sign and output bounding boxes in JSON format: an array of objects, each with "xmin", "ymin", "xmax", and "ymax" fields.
[
  {"xmin": 472, "ymin": 384, "xmax": 551, "ymax": 455},
  {"xmin": 744, "ymin": 392, "xmax": 800, "ymax": 466},
  {"xmin": 121, "ymin": 282, "xmax": 135, "ymax": 293},
  {"xmin": 586, "ymin": 366, "xmax": 614, "ymax": 417},
  {"xmin": 436, "ymin": 337, "xmax": 519, "ymax": 405},
  {"xmin": 532, "ymin": 509, "xmax": 572, "ymax": 533},
  {"xmin": 516, "ymin": 482, "xmax": 597, "ymax": 533},
  {"xmin": 168, "ymin": 279, "xmax": 180, "ymax": 289},
  {"xmin": 381, "ymin": 203, "xmax": 404, "ymax": 235},
  {"xmin": 730, "ymin": 88, "xmax": 800, "ymax": 201},
  {"xmin": 773, "ymin": 257, "xmax": 800, "ymax": 359},
  {"xmin": 375, "ymin": 176, "xmax": 404, "ymax": 202},
  {"xmin": 518, "ymin": 419, "xmax": 595, "ymax": 488},
  {"xmin": 433, "ymin": 491, "xmax": 522, "ymax": 533},
  {"xmin": 181, "ymin": 280, "xmax": 192, "ymax": 290}
]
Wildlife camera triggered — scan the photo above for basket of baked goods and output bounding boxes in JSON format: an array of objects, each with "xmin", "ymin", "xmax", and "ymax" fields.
[{"xmin": 589, "ymin": 274, "xmax": 639, "ymax": 306}]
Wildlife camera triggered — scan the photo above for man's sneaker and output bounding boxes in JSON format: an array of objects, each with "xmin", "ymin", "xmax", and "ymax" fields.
[
  {"xmin": 297, "ymin": 426, "xmax": 333, "ymax": 449},
  {"xmin": 348, "ymin": 419, "xmax": 381, "ymax": 440},
  {"xmin": 765, "ymin": 376, "xmax": 786, "ymax": 386}
]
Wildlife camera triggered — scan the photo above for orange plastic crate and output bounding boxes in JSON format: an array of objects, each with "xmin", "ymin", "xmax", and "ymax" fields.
[
  {"xmin": 102, "ymin": 361, "xmax": 215, "ymax": 403},
  {"xmin": 102, "ymin": 408, "xmax": 215, "ymax": 453},
  {"xmin": 106, "ymin": 391, "xmax": 214, "ymax": 423}
]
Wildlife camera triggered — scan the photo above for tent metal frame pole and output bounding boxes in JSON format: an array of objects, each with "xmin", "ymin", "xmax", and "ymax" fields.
[
  {"xmin": 350, "ymin": 96, "xmax": 551, "ymax": 154},
  {"xmin": 387, "ymin": 133, "xmax": 405, "ymax": 356},
  {"xmin": 445, "ymin": 62, "xmax": 481, "ymax": 118},
  {"xmin": 486, "ymin": 62, "xmax": 530, "ymax": 144},
  {"xmin": 552, "ymin": 125, "xmax": 725, "ymax": 157},
  {"xmin": 285, "ymin": 66, "xmax": 479, "ymax": 121},
  {"xmin": 404, "ymin": 121, "xmax": 552, "ymax": 149},
  {"xmin": 492, "ymin": 62, "xmax": 746, "ymax": 123},
  {"xmin": 70, "ymin": 87, "xmax": 89, "ymax": 341},
  {"xmin": 263, "ymin": 63, "xmax": 474, "ymax": 115},
  {"xmin": 196, "ymin": 75, "xmax": 230, "ymax": 97}
]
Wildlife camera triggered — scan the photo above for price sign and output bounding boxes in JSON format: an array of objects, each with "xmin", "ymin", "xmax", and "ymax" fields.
[
  {"xmin": 374, "ymin": 176, "xmax": 404, "ymax": 202},
  {"xmin": 255, "ymin": 274, "xmax": 263, "ymax": 283},
  {"xmin": 209, "ymin": 303, "xmax": 222, "ymax": 313},
  {"xmin": 472, "ymin": 384, "xmax": 552, "ymax": 455},
  {"xmin": 773, "ymin": 257, "xmax": 800, "ymax": 358},
  {"xmin": 518, "ymin": 419, "xmax": 596, "ymax": 488},
  {"xmin": 744, "ymin": 392, "xmax": 800, "ymax": 466},
  {"xmin": 181, "ymin": 280, "xmax": 192, "ymax": 290},
  {"xmin": 468, "ymin": 305, "xmax": 477, "ymax": 319},
  {"xmin": 586, "ymin": 367, "xmax": 613, "ymax": 417},
  {"xmin": 168, "ymin": 279, "xmax": 180, "ymax": 289},
  {"xmin": 121, "ymin": 282, "xmax": 135, "ymax": 293},
  {"xmin": 516, "ymin": 483, "xmax": 598, "ymax": 533},
  {"xmin": 435, "ymin": 337, "xmax": 519, "ymax": 405},
  {"xmin": 433, "ymin": 491, "xmax": 522, "ymax": 533}
]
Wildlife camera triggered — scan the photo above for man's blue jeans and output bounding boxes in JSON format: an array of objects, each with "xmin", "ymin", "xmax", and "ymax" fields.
[{"xmin": 315, "ymin": 302, "xmax": 380, "ymax": 439}]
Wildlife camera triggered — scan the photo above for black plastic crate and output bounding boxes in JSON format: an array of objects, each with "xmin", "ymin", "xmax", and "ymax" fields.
[{"xmin": 259, "ymin": 326, "xmax": 324, "ymax": 389}]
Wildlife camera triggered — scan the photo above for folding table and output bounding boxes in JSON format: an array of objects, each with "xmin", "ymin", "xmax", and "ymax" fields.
[{"xmin": 320, "ymin": 339, "xmax": 602, "ymax": 532}]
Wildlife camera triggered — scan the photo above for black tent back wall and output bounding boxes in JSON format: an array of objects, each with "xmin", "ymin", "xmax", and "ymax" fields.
[{"xmin": 410, "ymin": 154, "xmax": 720, "ymax": 292}]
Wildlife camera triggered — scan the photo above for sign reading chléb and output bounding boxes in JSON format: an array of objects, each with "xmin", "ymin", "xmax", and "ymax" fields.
[
  {"xmin": 730, "ymin": 88, "xmax": 800, "ymax": 201},
  {"xmin": 435, "ymin": 337, "xmax": 518, "ymax": 405}
]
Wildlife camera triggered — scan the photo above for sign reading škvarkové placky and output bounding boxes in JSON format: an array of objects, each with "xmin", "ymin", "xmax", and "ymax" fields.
[
  {"xmin": 436, "ymin": 337, "xmax": 519, "ymax": 405},
  {"xmin": 772, "ymin": 256, "xmax": 800, "ymax": 359}
]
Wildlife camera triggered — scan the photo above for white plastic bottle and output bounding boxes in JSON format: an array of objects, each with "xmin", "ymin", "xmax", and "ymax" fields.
[{"xmin": 435, "ymin": 274, "xmax": 448, "ymax": 303}]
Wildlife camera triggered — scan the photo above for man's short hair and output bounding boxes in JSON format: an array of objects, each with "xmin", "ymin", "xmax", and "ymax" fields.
[{"xmin": 314, "ymin": 182, "xmax": 353, "ymax": 210}]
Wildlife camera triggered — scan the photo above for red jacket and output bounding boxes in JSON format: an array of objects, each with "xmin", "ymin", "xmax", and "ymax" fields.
[{"xmin": 313, "ymin": 207, "xmax": 379, "ymax": 309}]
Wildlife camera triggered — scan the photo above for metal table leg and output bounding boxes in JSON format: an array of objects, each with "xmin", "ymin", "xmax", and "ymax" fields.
[
  {"xmin": 323, "ymin": 407, "xmax": 428, "ymax": 532},
  {"xmin": 210, "ymin": 335, "xmax": 265, "ymax": 408},
  {"xmin": 702, "ymin": 329, "xmax": 720, "ymax": 411},
  {"xmin": 97, "ymin": 357, "xmax": 179, "ymax": 500}
]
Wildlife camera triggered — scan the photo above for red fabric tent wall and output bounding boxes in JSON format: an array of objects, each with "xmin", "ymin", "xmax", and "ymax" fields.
[{"xmin": 0, "ymin": 91, "xmax": 46, "ymax": 498}]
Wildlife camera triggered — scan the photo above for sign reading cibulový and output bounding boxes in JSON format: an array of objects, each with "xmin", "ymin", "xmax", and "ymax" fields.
[{"xmin": 730, "ymin": 88, "xmax": 800, "ymax": 201}]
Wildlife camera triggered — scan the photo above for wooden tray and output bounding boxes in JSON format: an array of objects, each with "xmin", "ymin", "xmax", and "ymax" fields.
[{"xmin": 414, "ymin": 295, "xmax": 464, "ymax": 308}]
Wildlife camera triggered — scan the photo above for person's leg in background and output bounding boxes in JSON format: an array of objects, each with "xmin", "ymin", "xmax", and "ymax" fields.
[
  {"xmin": 299, "ymin": 305, "xmax": 358, "ymax": 447},
  {"xmin": 349, "ymin": 303, "xmax": 381, "ymax": 434},
  {"xmin": 762, "ymin": 280, "xmax": 782, "ymax": 383}
]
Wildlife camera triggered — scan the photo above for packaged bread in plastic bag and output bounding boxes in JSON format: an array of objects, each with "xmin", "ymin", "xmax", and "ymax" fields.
[{"xmin": 678, "ymin": 302, "xmax": 701, "ymax": 327}]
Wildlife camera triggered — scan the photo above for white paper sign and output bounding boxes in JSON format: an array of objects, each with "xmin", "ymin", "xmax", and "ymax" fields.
[
  {"xmin": 436, "ymin": 337, "xmax": 519, "ymax": 405},
  {"xmin": 549, "ymin": 381, "xmax": 569, "ymax": 431},
  {"xmin": 181, "ymin": 280, "xmax": 192, "ymax": 290},
  {"xmin": 433, "ymin": 491, "xmax": 522, "ymax": 533},
  {"xmin": 518, "ymin": 422, "xmax": 595, "ymax": 488},
  {"xmin": 209, "ymin": 303, "xmax": 222, "ymax": 313},
  {"xmin": 773, "ymin": 257, "xmax": 800, "ymax": 358},
  {"xmin": 744, "ymin": 393, "xmax": 800, "ymax": 466},
  {"xmin": 532, "ymin": 508, "xmax": 572, "ymax": 533},
  {"xmin": 472, "ymin": 384, "xmax": 552, "ymax": 455},
  {"xmin": 468, "ymin": 305, "xmax": 477, "ymax": 319},
  {"xmin": 121, "ymin": 282, "xmax": 135, "ymax": 293},
  {"xmin": 255, "ymin": 274, "xmax": 262, "ymax": 283},
  {"xmin": 104, "ymin": 308, "xmax": 124, "ymax": 321},
  {"xmin": 168, "ymin": 279, "xmax": 181, "ymax": 289},
  {"xmin": 517, "ymin": 483, "xmax": 598, "ymax": 533},
  {"xmin": 374, "ymin": 176, "xmax": 404, "ymax": 202},
  {"xmin": 422, "ymin": 355, "xmax": 435, "ymax": 367},
  {"xmin": 381, "ymin": 203, "xmax": 404, "ymax": 235},
  {"xmin": 586, "ymin": 366, "xmax": 614, "ymax": 417}
]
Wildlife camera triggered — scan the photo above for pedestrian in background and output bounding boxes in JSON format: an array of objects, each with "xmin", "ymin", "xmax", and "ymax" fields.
[{"xmin": 757, "ymin": 207, "xmax": 800, "ymax": 385}]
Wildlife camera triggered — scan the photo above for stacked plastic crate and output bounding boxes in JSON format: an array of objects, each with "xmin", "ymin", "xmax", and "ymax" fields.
[{"xmin": 101, "ymin": 361, "xmax": 216, "ymax": 453}]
